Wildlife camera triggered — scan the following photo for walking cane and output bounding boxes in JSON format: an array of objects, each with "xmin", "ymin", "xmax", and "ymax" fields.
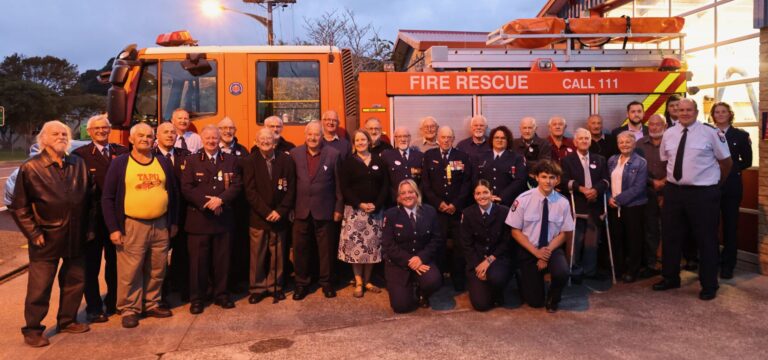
[
  {"xmin": 273, "ymin": 236, "xmax": 279, "ymax": 304},
  {"xmin": 603, "ymin": 194, "xmax": 617, "ymax": 285},
  {"xmin": 568, "ymin": 192, "xmax": 577, "ymax": 286}
]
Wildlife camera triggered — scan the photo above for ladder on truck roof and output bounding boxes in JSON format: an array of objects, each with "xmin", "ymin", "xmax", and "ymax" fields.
[{"xmin": 424, "ymin": 32, "xmax": 685, "ymax": 71}]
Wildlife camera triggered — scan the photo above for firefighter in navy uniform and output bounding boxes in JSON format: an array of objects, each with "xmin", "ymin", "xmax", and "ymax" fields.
[
  {"xmin": 382, "ymin": 127, "xmax": 424, "ymax": 202},
  {"xmin": 181, "ymin": 125, "xmax": 242, "ymax": 314},
  {"xmin": 421, "ymin": 126, "xmax": 472, "ymax": 291},
  {"xmin": 473, "ymin": 125, "xmax": 527, "ymax": 207},
  {"xmin": 710, "ymin": 102, "xmax": 752, "ymax": 279}
]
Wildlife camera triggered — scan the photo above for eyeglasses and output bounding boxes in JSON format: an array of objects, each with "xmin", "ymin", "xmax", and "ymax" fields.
[{"xmin": 88, "ymin": 126, "xmax": 111, "ymax": 131}]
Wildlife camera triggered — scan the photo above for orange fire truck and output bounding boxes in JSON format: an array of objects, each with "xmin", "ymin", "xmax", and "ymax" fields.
[{"xmin": 104, "ymin": 19, "xmax": 688, "ymax": 147}]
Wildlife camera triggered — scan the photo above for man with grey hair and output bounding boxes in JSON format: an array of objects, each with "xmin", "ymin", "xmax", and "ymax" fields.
[
  {"xmin": 456, "ymin": 115, "xmax": 490, "ymax": 160},
  {"xmin": 413, "ymin": 116, "xmax": 440, "ymax": 152},
  {"xmin": 321, "ymin": 110, "xmax": 351, "ymax": 159},
  {"xmin": 257, "ymin": 115, "xmax": 296, "ymax": 155},
  {"xmin": 547, "ymin": 115, "xmax": 575, "ymax": 164},
  {"xmin": 637, "ymin": 114, "xmax": 667, "ymax": 278},
  {"xmin": 365, "ymin": 117, "xmax": 393, "ymax": 156},
  {"xmin": 512, "ymin": 116, "xmax": 552, "ymax": 174},
  {"xmin": 382, "ymin": 126, "xmax": 424, "ymax": 201},
  {"xmin": 171, "ymin": 108, "xmax": 202, "ymax": 153},
  {"xmin": 102, "ymin": 123, "xmax": 179, "ymax": 328},
  {"xmin": 218, "ymin": 116, "xmax": 248, "ymax": 158},
  {"xmin": 12, "ymin": 120, "xmax": 93, "ymax": 346},
  {"xmin": 72, "ymin": 114, "xmax": 129, "ymax": 323}
]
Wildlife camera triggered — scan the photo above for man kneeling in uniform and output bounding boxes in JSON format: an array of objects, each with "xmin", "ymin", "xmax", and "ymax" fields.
[{"xmin": 506, "ymin": 160, "xmax": 574, "ymax": 313}]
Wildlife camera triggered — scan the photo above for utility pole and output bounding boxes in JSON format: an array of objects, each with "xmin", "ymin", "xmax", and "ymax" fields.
[{"xmin": 243, "ymin": 0, "xmax": 296, "ymax": 45}]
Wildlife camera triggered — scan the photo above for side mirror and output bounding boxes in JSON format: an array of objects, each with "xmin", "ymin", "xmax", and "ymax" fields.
[
  {"xmin": 182, "ymin": 53, "xmax": 212, "ymax": 77},
  {"xmin": 109, "ymin": 62, "xmax": 131, "ymax": 86},
  {"xmin": 108, "ymin": 86, "xmax": 128, "ymax": 128}
]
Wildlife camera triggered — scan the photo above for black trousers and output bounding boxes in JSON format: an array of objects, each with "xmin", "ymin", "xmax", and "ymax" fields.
[
  {"xmin": 643, "ymin": 191, "xmax": 662, "ymax": 268},
  {"xmin": 661, "ymin": 184, "xmax": 721, "ymax": 290},
  {"xmin": 384, "ymin": 261, "xmax": 442, "ymax": 313},
  {"xmin": 466, "ymin": 257, "xmax": 511, "ymax": 311},
  {"xmin": 23, "ymin": 256, "xmax": 85, "ymax": 336},
  {"xmin": 609, "ymin": 205, "xmax": 645, "ymax": 276},
  {"xmin": 162, "ymin": 232, "xmax": 189, "ymax": 301},
  {"xmin": 437, "ymin": 212, "xmax": 465, "ymax": 287},
  {"xmin": 83, "ymin": 235, "xmax": 117, "ymax": 314},
  {"xmin": 720, "ymin": 177, "xmax": 743, "ymax": 272},
  {"xmin": 188, "ymin": 232, "xmax": 230, "ymax": 302},
  {"xmin": 293, "ymin": 215, "xmax": 335, "ymax": 288},
  {"xmin": 517, "ymin": 248, "xmax": 568, "ymax": 308}
]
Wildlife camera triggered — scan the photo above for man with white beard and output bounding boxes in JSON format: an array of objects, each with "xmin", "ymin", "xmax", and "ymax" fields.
[{"xmin": 636, "ymin": 114, "xmax": 667, "ymax": 278}]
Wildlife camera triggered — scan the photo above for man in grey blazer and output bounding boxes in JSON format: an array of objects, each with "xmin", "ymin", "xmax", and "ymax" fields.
[{"xmin": 290, "ymin": 121, "xmax": 344, "ymax": 300}]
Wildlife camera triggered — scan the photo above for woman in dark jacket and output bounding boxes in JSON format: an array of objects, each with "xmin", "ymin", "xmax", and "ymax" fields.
[
  {"xmin": 472, "ymin": 126, "xmax": 527, "ymax": 206},
  {"xmin": 607, "ymin": 131, "xmax": 648, "ymax": 283},
  {"xmin": 338, "ymin": 130, "xmax": 389, "ymax": 297},
  {"xmin": 460, "ymin": 180, "xmax": 511, "ymax": 311}
]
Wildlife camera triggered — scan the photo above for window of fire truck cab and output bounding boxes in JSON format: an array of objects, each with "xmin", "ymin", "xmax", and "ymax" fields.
[
  {"xmin": 131, "ymin": 60, "xmax": 218, "ymax": 126},
  {"xmin": 257, "ymin": 61, "xmax": 320, "ymax": 125}
]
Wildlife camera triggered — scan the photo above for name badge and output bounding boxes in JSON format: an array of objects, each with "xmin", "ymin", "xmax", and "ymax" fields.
[
  {"xmin": 528, "ymin": 146, "xmax": 534, "ymax": 153},
  {"xmin": 589, "ymin": 164, "xmax": 597, "ymax": 169},
  {"xmin": 372, "ymin": 165, "xmax": 379, "ymax": 170},
  {"xmin": 394, "ymin": 160, "xmax": 402, "ymax": 166},
  {"xmin": 323, "ymin": 165, "xmax": 328, "ymax": 171},
  {"xmin": 395, "ymin": 223, "xmax": 404, "ymax": 228}
]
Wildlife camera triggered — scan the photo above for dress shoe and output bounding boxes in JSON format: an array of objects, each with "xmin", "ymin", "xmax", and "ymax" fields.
[
  {"xmin": 23, "ymin": 333, "xmax": 49, "ymax": 347},
  {"xmin": 622, "ymin": 274, "xmax": 636, "ymax": 283},
  {"xmin": 145, "ymin": 307, "xmax": 173, "ymax": 318},
  {"xmin": 638, "ymin": 267, "xmax": 661, "ymax": 279},
  {"xmin": 545, "ymin": 297, "xmax": 559, "ymax": 313},
  {"xmin": 87, "ymin": 312, "xmax": 109, "ymax": 323},
  {"xmin": 652, "ymin": 279, "xmax": 681, "ymax": 291},
  {"xmin": 157, "ymin": 299, "xmax": 171, "ymax": 310},
  {"xmin": 249, "ymin": 292, "xmax": 268, "ymax": 304},
  {"xmin": 58, "ymin": 322, "xmax": 90, "ymax": 334},
  {"xmin": 720, "ymin": 268, "xmax": 734, "ymax": 280},
  {"xmin": 323, "ymin": 287, "xmax": 337, "ymax": 298},
  {"xmin": 570, "ymin": 275, "xmax": 583, "ymax": 285},
  {"xmin": 699, "ymin": 287, "xmax": 719, "ymax": 301},
  {"xmin": 683, "ymin": 261, "xmax": 699, "ymax": 271},
  {"xmin": 189, "ymin": 301, "xmax": 205, "ymax": 315},
  {"xmin": 293, "ymin": 286, "xmax": 308, "ymax": 301},
  {"xmin": 214, "ymin": 298, "xmax": 235, "ymax": 309},
  {"xmin": 122, "ymin": 314, "xmax": 140, "ymax": 328},
  {"xmin": 418, "ymin": 295, "xmax": 430, "ymax": 308},
  {"xmin": 105, "ymin": 307, "xmax": 118, "ymax": 316},
  {"xmin": 273, "ymin": 290, "xmax": 286, "ymax": 301}
]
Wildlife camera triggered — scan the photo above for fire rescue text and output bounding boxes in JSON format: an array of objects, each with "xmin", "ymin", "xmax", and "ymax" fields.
[{"xmin": 409, "ymin": 74, "xmax": 529, "ymax": 91}]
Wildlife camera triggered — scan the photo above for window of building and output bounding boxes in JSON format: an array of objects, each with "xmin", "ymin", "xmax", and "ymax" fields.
[
  {"xmin": 256, "ymin": 61, "xmax": 320, "ymax": 125},
  {"xmin": 635, "ymin": 0, "xmax": 670, "ymax": 17},
  {"xmin": 717, "ymin": 37, "xmax": 759, "ymax": 81},
  {"xmin": 717, "ymin": 0, "xmax": 759, "ymax": 41},
  {"xmin": 671, "ymin": 0, "xmax": 714, "ymax": 15},
  {"xmin": 160, "ymin": 60, "xmax": 218, "ymax": 122},
  {"xmin": 687, "ymin": 48, "xmax": 716, "ymax": 85},
  {"xmin": 684, "ymin": 8, "xmax": 715, "ymax": 49}
]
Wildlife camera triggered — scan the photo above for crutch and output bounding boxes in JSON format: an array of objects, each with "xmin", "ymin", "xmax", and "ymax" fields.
[
  {"xmin": 568, "ymin": 192, "xmax": 577, "ymax": 286},
  {"xmin": 603, "ymin": 194, "xmax": 617, "ymax": 285},
  {"xmin": 273, "ymin": 234, "xmax": 279, "ymax": 304}
]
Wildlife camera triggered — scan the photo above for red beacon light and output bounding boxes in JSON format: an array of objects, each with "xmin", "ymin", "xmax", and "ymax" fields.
[
  {"xmin": 156, "ymin": 30, "xmax": 198, "ymax": 47},
  {"xmin": 659, "ymin": 57, "xmax": 682, "ymax": 71}
]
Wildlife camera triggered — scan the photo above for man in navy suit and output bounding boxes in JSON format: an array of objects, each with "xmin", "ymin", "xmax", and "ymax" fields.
[
  {"xmin": 290, "ymin": 121, "xmax": 344, "ymax": 300},
  {"xmin": 422, "ymin": 126, "xmax": 472, "ymax": 291},
  {"xmin": 382, "ymin": 127, "xmax": 424, "ymax": 202},
  {"xmin": 559, "ymin": 128, "xmax": 609, "ymax": 282}
]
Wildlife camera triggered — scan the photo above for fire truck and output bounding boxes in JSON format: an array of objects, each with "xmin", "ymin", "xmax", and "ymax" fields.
[{"xmin": 104, "ymin": 18, "xmax": 688, "ymax": 147}]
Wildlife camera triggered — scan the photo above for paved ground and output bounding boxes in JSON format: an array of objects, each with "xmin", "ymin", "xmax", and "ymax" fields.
[{"xmin": 0, "ymin": 266, "xmax": 766, "ymax": 360}]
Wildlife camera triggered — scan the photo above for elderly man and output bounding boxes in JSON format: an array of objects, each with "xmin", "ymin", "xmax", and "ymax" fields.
[
  {"xmin": 512, "ymin": 116, "xmax": 552, "ymax": 173},
  {"xmin": 559, "ymin": 128, "xmax": 609, "ymax": 282},
  {"xmin": 381, "ymin": 127, "xmax": 424, "ymax": 201},
  {"xmin": 653, "ymin": 99, "xmax": 732, "ymax": 300},
  {"xmin": 586, "ymin": 114, "xmax": 618, "ymax": 160},
  {"xmin": 102, "ymin": 123, "xmax": 178, "ymax": 328},
  {"xmin": 255, "ymin": 115, "xmax": 296, "ymax": 155},
  {"xmin": 547, "ymin": 116, "xmax": 575, "ymax": 164},
  {"xmin": 456, "ymin": 115, "xmax": 491, "ymax": 160},
  {"xmin": 218, "ymin": 116, "xmax": 249, "ymax": 157},
  {"xmin": 171, "ymin": 108, "xmax": 202, "ymax": 153},
  {"xmin": 321, "ymin": 110, "xmax": 351, "ymax": 159},
  {"xmin": 182, "ymin": 125, "xmax": 242, "ymax": 314},
  {"xmin": 72, "ymin": 114, "xmax": 128, "ymax": 323},
  {"xmin": 242, "ymin": 128, "xmax": 296, "ymax": 303},
  {"xmin": 422, "ymin": 126, "xmax": 473, "ymax": 291},
  {"xmin": 636, "ymin": 114, "xmax": 667, "ymax": 278},
  {"xmin": 291, "ymin": 121, "xmax": 344, "ymax": 300},
  {"xmin": 413, "ymin": 116, "xmax": 440, "ymax": 152},
  {"xmin": 154, "ymin": 122, "xmax": 192, "ymax": 304},
  {"xmin": 11, "ymin": 121, "xmax": 92, "ymax": 347},
  {"xmin": 611, "ymin": 101, "xmax": 649, "ymax": 141},
  {"xmin": 365, "ymin": 117, "xmax": 393, "ymax": 156}
]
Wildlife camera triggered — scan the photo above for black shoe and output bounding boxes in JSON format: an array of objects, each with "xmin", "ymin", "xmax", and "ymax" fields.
[
  {"xmin": 638, "ymin": 267, "xmax": 661, "ymax": 279},
  {"xmin": 87, "ymin": 312, "xmax": 109, "ymax": 323},
  {"xmin": 418, "ymin": 295, "xmax": 430, "ymax": 308},
  {"xmin": 214, "ymin": 298, "xmax": 235, "ymax": 309},
  {"xmin": 622, "ymin": 274, "xmax": 636, "ymax": 283},
  {"xmin": 652, "ymin": 279, "xmax": 681, "ymax": 291},
  {"xmin": 699, "ymin": 287, "xmax": 719, "ymax": 301},
  {"xmin": 323, "ymin": 287, "xmax": 337, "ymax": 298},
  {"xmin": 144, "ymin": 307, "xmax": 173, "ymax": 318},
  {"xmin": 249, "ymin": 292, "xmax": 268, "ymax": 304},
  {"xmin": 122, "ymin": 314, "xmax": 139, "ymax": 328},
  {"xmin": 720, "ymin": 268, "xmax": 734, "ymax": 280},
  {"xmin": 683, "ymin": 261, "xmax": 699, "ymax": 271},
  {"xmin": 189, "ymin": 301, "xmax": 205, "ymax": 315},
  {"xmin": 23, "ymin": 333, "xmax": 49, "ymax": 347},
  {"xmin": 571, "ymin": 275, "xmax": 583, "ymax": 285},
  {"xmin": 293, "ymin": 286, "xmax": 308, "ymax": 301},
  {"xmin": 585, "ymin": 272, "xmax": 610, "ymax": 281},
  {"xmin": 157, "ymin": 299, "xmax": 171, "ymax": 310},
  {"xmin": 545, "ymin": 296, "xmax": 559, "ymax": 313},
  {"xmin": 273, "ymin": 290, "xmax": 286, "ymax": 301},
  {"xmin": 105, "ymin": 307, "xmax": 118, "ymax": 316}
]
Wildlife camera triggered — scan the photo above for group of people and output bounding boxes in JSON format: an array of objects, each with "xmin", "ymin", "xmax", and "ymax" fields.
[{"xmin": 9, "ymin": 96, "xmax": 750, "ymax": 348}]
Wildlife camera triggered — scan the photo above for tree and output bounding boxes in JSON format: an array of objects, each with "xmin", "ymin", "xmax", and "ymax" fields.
[
  {"xmin": 0, "ymin": 79, "xmax": 60, "ymax": 149},
  {"xmin": 0, "ymin": 53, "xmax": 79, "ymax": 95}
]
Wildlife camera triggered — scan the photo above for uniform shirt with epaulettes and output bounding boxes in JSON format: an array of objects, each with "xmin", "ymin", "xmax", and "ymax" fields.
[
  {"xmin": 721, "ymin": 126, "xmax": 752, "ymax": 181},
  {"xmin": 180, "ymin": 151, "xmax": 242, "ymax": 234},
  {"xmin": 505, "ymin": 189, "xmax": 575, "ymax": 248},
  {"xmin": 382, "ymin": 204, "xmax": 444, "ymax": 269},
  {"xmin": 460, "ymin": 203, "xmax": 511, "ymax": 268},
  {"xmin": 659, "ymin": 121, "xmax": 731, "ymax": 186},
  {"xmin": 473, "ymin": 149, "xmax": 527, "ymax": 206},
  {"xmin": 381, "ymin": 147, "xmax": 424, "ymax": 199},
  {"xmin": 421, "ymin": 147, "xmax": 472, "ymax": 210}
]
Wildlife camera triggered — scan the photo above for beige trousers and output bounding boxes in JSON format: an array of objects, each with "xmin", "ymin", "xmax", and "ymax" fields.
[{"xmin": 116, "ymin": 217, "xmax": 169, "ymax": 315}]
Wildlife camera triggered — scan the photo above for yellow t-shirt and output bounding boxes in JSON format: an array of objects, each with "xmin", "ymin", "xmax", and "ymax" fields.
[{"xmin": 124, "ymin": 155, "xmax": 168, "ymax": 220}]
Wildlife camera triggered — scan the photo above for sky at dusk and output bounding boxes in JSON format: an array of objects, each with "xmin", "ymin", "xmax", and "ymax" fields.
[{"xmin": 0, "ymin": 0, "xmax": 542, "ymax": 72}]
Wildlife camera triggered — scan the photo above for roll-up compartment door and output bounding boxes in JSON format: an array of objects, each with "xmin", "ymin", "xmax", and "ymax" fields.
[
  {"xmin": 594, "ymin": 94, "xmax": 647, "ymax": 132},
  {"xmin": 392, "ymin": 96, "xmax": 473, "ymax": 140},
  {"xmin": 479, "ymin": 95, "xmax": 590, "ymax": 138}
]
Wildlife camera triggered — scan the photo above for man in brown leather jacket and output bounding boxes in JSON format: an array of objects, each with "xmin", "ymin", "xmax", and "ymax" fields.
[{"xmin": 10, "ymin": 120, "xmax": 93, "ymax": 347}]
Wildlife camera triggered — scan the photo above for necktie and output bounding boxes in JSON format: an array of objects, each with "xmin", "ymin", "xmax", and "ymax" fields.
[
  {"xmin": 442, "ymin": 150, "xmax": 448, "ymax": 161},
  {"xmin": 266, "ymin": 158, "xmax": 274, "ymax": 179},
  {"xmin": 102, "ymin": 146, "xmax": 109, "ymax": 160},
  {"xmin": 210, "ymin": 155, "xmax": 216, "ymax": 165},
  {"xmin": 539, "ymin": 198, "xmax": 549, "ymax": 248},
  {"xmin": 494, "ymin": 154, "xmax": 499, "ymax": 161},
  {"xmin": 409, "ymin": 211, "xmax": 417, "ymax": 228},
  {"xmin": 179, "ymin": 136, "xmax": 188, "ymax": 151},
  {"xmin": 673, "ymin": 128, "xmax": 687, "ymax": 181},
  {"xmin": 481, "ymin": 211, "xmax": 488, "ymax": 224},
  {"xmin": 582, "ymin": 156, "xmax": 592, "ymax": 188},
  {"xmin": 166, "ymin": 152, "xmax": 173, "ymax": 165},
  {"xmin": 402, "ymin": 150, "xmax": 408, "ymax": 161}
]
